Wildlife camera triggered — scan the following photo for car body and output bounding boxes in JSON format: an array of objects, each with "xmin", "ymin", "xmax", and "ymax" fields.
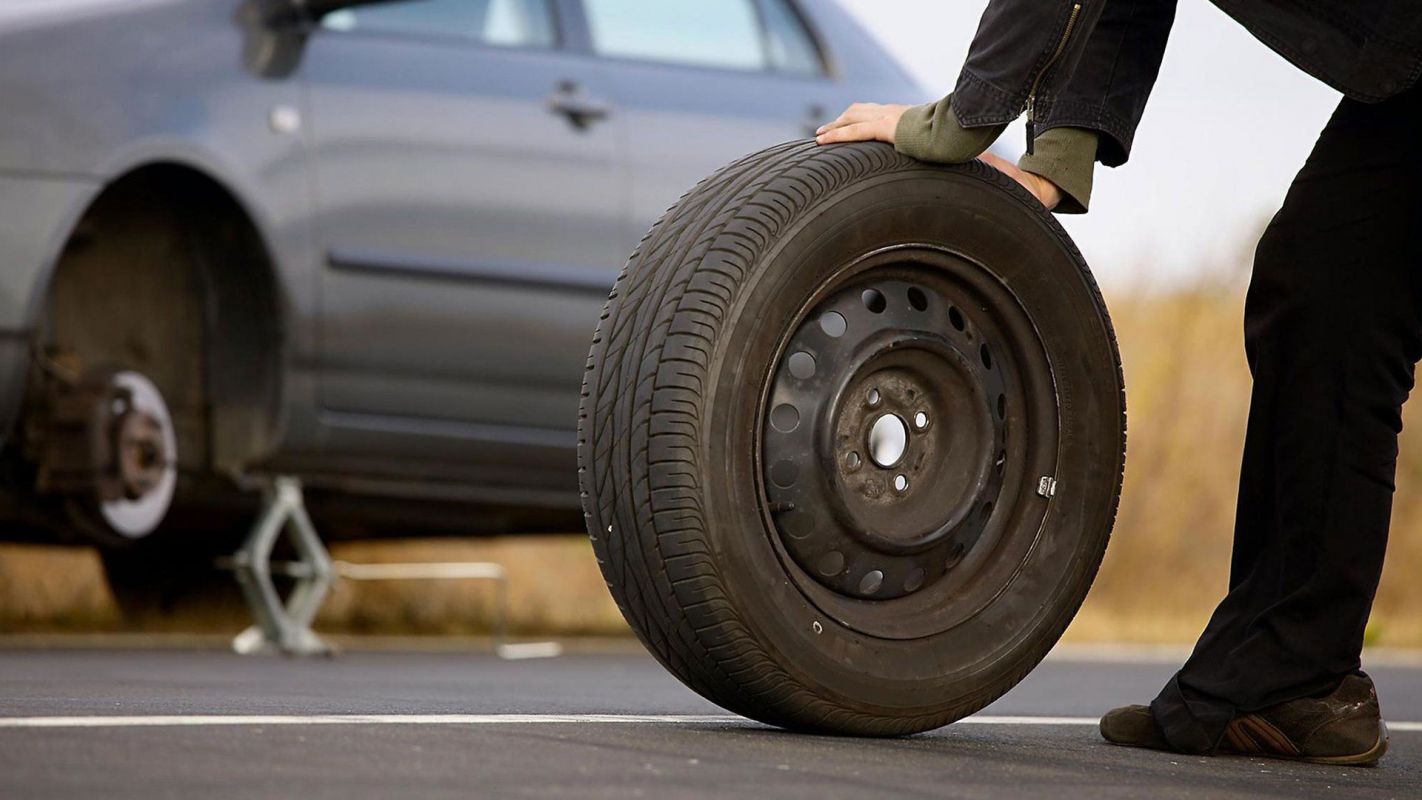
[{"xmin": 0, "ymin": 0, "xmax": 926, "ymax": 547}]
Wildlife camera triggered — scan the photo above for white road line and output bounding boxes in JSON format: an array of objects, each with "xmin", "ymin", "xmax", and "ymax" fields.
[{"xmin": 0, "ymin": 714, "xmax": 1417, "ymax": 732}]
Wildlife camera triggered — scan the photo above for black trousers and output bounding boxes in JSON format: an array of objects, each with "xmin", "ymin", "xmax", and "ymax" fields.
[{"xmin": 1151, "ymin": 84, "xmax": 1422, "ymax": 754}]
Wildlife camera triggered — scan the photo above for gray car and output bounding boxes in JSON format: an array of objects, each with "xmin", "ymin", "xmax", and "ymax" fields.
[{"xmin": 0, "ymin": 0, "xmax": 924, "ymax": 597}]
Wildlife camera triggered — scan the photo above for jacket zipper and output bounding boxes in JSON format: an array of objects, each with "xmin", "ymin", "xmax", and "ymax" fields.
[{"xmin": 1025, "ymin": 2, "xmax": 1082, "ymax": 155}]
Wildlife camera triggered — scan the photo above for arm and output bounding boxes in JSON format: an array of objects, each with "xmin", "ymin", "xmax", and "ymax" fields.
[{"xmin": 818, "ymin": 0, "xmax": 1176, "ymax": 213}]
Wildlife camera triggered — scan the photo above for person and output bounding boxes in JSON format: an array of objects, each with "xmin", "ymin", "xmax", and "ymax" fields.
[{"xmin": 816, "ymin": 0, "xmax": 1422, "ymax": 766}]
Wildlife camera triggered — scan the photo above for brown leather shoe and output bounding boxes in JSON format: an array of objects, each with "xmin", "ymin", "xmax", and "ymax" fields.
[
  {"xmin": 1100, "ymin": 674, "xmax": 1389, "ymax": 766},
  {"xmin": 1218, "ymin": 674, "xmax": 1388, "ymax": 766}
]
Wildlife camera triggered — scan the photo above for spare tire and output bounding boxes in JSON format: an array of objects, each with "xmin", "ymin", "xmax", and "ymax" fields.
[{"xmin": 578, "ymin": 141, "xmax": 1125, "ymax": 736}]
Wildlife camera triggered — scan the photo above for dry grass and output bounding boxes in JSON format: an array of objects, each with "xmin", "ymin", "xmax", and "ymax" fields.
[
  {"xmin": 2, "ymin": 281, "xmax": 1419, "ymax": 645},
  {"xmin": 1068, "ymin": 282, "xmax": 1422, "ymax": 646}
]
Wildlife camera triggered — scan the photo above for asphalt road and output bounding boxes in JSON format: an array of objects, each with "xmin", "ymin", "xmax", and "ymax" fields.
[{"xmin": 2, "ymin": 646, "xmax": 1419, "ymax": 799}]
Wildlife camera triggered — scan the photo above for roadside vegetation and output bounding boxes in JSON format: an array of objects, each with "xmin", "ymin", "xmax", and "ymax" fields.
[{"xmin": 3, "ymin": 278, "xmax": 1419, "ymax": 645}]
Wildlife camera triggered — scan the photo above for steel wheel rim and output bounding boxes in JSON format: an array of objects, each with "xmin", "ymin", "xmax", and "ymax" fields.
[{"xmin": 755, "ymin": 245, "xmax": 1060, "ymax": 639}]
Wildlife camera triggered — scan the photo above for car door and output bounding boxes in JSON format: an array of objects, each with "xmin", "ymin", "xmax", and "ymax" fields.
[
  {"xmin": 302, "ymin": 0, "xmax": 622, "ymax": 466},
  {"xmin": 573, "ymin": 0, "xmax": 839, "ymax": 254}
]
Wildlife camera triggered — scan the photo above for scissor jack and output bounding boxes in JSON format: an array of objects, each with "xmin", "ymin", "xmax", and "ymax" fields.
[{"xmin": 220, "ymin": 476, "xmax": 561, "ymax": 660}]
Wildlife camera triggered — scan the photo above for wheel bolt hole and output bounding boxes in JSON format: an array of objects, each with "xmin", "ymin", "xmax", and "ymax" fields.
[
  {"xmin": 907, "ymin": 286, "xmax": 928, "ymax": 311},
  {"xmin": 861, "ymin": 288, "xmax": 886, "ymax": 314},
  {"xmin": 913, "ymin": 411, "xmax": 928, "ymax": 429},
  {"xmin": 845, "ymin": 451, "xmax": 861, "ymax": 470},
  {"xmin": 868, "ymin": 414, "xmax": 908, "ymax": 468},
  {"xmin": 866, "ymin": 388, "xmax": 881, "ymax": 407},
  {"xmin": 948, "ymin": 306, "xmax": 965, "ymax": 331},
  {"xmin": 893, "ymin": 474, "xmax": 908, "ymax": 492}
]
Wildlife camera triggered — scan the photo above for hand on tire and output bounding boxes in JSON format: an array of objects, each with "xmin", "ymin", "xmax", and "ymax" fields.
[
  {"xmin": 815, "ymin": 103, "xmax": 909, "ymax": 146},
  {"xmin": 977, "ymin": 151, "xmax": 1062, "ymax": 212},
  {"xmin": 818, "ymin": 104, "xmax": 1062, "ymax": 212}
]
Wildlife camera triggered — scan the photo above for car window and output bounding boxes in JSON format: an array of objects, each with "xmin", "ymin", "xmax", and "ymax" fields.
[
  {"xmin": 323, "ymin": 0, "xmax": 556, "ymax": 48},
  {"xmin": 761, "ymin": 0, "xmax": 823, "ymax": 76},
  {"xmin": 582, "ymin": 0, "xmax": 765, "ymax": 71}
]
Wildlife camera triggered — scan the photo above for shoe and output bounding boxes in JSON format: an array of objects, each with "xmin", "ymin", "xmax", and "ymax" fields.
[
  {"xmin": 1100, "ymin": 704, "xmax": 1171, "ymax": 751},
  {"xmin": 1218, "ymin": 674, "xmax": 1388, "ymax": 766},
  {"xmin": 1099, "ymin": 674, "xmax": 1389, "ymax": 766}
]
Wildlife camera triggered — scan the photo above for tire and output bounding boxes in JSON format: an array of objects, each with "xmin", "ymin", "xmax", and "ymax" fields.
[{"xmin": 578, "ymin": 140, "xmax": 1125, "ymax": 736}]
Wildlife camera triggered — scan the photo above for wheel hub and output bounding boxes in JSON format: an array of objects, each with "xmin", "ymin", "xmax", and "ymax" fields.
[
  {"xmin": 763, "ymin": 278, "xmax": 1009, "ymax": 599},
  {"xmin": 34, "ymin": 368, "xmax": 178, "ymax": 539}
]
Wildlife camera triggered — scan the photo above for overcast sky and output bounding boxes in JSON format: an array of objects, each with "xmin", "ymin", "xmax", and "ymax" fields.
[{"xmin": 838, "ymin": 0, "xmax": 1341, "ymax": 290}]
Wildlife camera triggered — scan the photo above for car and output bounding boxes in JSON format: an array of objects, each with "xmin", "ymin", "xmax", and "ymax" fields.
[{"xmin": 0, "ymin": 0, "xmax": 926, "ymax": 602}]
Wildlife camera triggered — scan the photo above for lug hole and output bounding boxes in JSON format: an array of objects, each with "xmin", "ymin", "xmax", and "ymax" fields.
[
  {"xmin": 866, "ymin": 388, "xmax": 881, "ymax": 407},
  {"xmin": 893, "ymin": 474, "xmax": 908, "ymax": 492},
  {"xmin": 861, "ymin": 288, "xmax": 886, "ymax": 313},
  {"xmin": 845, "ymin": 451, "xmax": 862, "ymax": 470},
  {"xmin": 913, "ymin": 411, "xmax": 928, "ymax": 429},
  {"xmin": 907, "ymin": 286, "xmax": 928, "ymax": 311}
]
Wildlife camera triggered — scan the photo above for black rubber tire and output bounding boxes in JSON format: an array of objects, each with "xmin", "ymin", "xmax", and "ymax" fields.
[{"xmin": 578, "ymin": 141, "xmax": 1125, "ymax": 736}]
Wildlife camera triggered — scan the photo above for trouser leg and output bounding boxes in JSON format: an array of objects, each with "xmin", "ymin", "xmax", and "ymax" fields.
[{"xmin": 1151, "ymin": 84, "xmax": 1422, "ymax": 754}]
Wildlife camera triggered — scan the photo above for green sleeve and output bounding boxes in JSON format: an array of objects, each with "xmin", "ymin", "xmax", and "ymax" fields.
[
  {"xmin": 1018, "ymin": 127, "xmax": 1098, "ymax": 214},
  {"xmin": 893, "ymin": 94, "xmax": 1005, "ymax": 164}
]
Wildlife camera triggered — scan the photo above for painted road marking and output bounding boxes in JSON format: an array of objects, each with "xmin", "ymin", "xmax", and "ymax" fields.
[{"xmin": 0, "ymin": 714, "xmax": 1418, "ymax": 732}]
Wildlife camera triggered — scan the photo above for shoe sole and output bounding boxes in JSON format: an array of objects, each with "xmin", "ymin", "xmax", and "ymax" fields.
[
  {"xmin": 1297, "ymin": 721, "xmax": 1389, "ymax": 767},
  {"xmin": 1103, "ymin": 721, "xmax": 1390, "ymax": 767}
]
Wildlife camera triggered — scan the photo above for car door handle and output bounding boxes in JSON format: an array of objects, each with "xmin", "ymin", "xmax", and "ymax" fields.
[{"xmin": 548, "ymin": 83, "xmax": 611, "ymax": 130}]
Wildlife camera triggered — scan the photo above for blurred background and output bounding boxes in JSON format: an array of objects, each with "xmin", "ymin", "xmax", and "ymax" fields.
[{"xmin": 1, "ymin": 0, "xmax": 1416, "ymax": 648}]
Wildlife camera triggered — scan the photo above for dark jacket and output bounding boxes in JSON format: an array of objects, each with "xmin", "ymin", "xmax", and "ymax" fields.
[{"xmin": 952, "ymin": 0, "xmax": 1422, "ymax": 167}]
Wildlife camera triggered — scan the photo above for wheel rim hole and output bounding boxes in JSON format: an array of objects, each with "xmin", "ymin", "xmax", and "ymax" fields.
[
  {"xmin": 907, "ymin": 286, "xmax": 928, "ymax": 311},
  {"xmin": 845, "ymin": 451, "xmax": 861, "ymax": 470},
  {"xmin": 866, "ymin": 388, "xmax": 881, "ymax": 407},
  {"xmin": 788, "ymin": 351, "xmax": 816, "ymax": 380},
  {"xmin": 996, "ymin": 393, "xmax": 1006, "ymax": 421},
  {"xmin": 861, "ymin": 288, "xmax": 887, "ymax": 314},
  {"xmin": 893, "ymin": 474, "xmax": 908, "ymax": 492},
  {"xmin": 770, "ymin": 459, "xmax": 799, "ymax": 488},
  {"xmin": 770, "ymin": 403, "xmax": 800, "ymax": 433},
  {"xmin": 819, "ymin": 310, "xmax": 847, "ymax": 338},
  {"xmin": 868, "ymin": 414, "xmax": 908, "ymax": 468},
  {"xmin": 913, "ymin": 411, "xmax": 928, "ymax": 429},
  {"xmin": 859, "ymin": 570, "xmax": 884, "ymax": 595},
  {"xmin": 948, "ymin": 306, "xmax": 965, "ymax": 331},
  {"xmin": 980, "ymin": 343, "xmax": 993, "ymax": 370}
]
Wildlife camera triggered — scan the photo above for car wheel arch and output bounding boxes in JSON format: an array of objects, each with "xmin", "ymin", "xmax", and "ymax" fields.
[{"xmin": 30, "ymin": 160, "xmax": 287, "ymax": 477}]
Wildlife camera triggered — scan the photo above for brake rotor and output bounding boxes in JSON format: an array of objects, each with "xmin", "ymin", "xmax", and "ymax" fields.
[{"xmin": 34, "ymin": 368, "xmax": 177, "ymax": 539}]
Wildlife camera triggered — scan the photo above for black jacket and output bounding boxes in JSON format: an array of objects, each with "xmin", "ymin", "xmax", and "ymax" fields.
[{"xmin": 952, "ymin": 0, "xmax": 1422, "ymax": 166}]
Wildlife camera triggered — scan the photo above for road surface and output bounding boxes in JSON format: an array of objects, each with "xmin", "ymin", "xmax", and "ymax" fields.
[{"xmin": 1, "ymin": 646, "xmax": 1418, "ymax": 798}]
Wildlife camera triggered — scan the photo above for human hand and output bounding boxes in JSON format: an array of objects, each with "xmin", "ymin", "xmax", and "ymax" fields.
[
  {"xmin": 977, "ymin": 151, "xmax": 1061, "ymax": 211},
  {"xmin": 815, "ymin": 102, "xmax": 911, "ymax": 146}
]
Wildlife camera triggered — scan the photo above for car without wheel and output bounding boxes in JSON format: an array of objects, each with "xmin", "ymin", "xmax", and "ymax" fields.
[{"xmin": 0, "ymin": 0, "xmax": 927, "ymax": 606}]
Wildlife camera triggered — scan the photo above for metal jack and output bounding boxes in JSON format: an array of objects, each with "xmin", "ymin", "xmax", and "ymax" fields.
[
  {"xmin": 228, "ymin": 476, "xmax": 336, "ymax": 656},
  {"xmin": 223, "ymin": 475, "xmax": 562, "ymax": 660}
]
